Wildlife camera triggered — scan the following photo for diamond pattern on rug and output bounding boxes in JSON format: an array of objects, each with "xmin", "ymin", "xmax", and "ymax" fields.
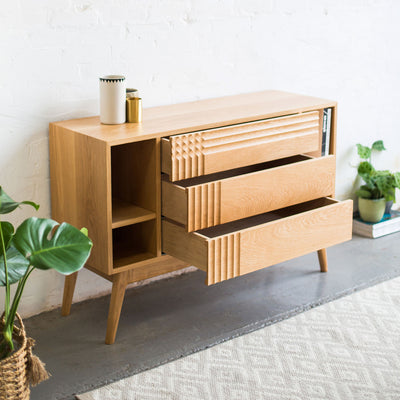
[{"xmin": 77, "ymin": 277, "xmax": 400, "ymax": 400}]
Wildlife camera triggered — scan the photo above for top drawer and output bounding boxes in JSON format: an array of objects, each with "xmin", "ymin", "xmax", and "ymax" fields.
[{"xmin": 161, "ymin": 111, "xmax": 321, "ymax": 181}]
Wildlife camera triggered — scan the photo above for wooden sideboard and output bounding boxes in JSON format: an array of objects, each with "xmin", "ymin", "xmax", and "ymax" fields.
[{"xmin": 49, "ymin": 90, "xmax": 353, "ymax": 344}]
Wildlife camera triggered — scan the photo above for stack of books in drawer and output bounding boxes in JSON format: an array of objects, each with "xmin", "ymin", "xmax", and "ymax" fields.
[{"xmin": 353, "ymin": 210, "xmax": 400, "ymax": 238}]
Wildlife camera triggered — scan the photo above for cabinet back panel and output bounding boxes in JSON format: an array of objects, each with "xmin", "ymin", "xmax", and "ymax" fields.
[{"xmin": 111, "ymin": 140, "xmax": 157, "ymax": 212}]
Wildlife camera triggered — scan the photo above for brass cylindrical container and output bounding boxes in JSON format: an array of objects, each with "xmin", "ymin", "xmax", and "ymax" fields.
[{"xmin": 126, "ymin": 91, "xmax": 142, "ymax": 123}]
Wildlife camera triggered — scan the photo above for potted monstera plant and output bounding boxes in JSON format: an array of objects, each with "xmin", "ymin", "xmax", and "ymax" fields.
[
  {"xmin": 355, "ymin": 141, "xmax": 400, "ymax": 222},
  {"xmin": 0, "ymin": 186, "xmax": 92, "ymax": 399}
]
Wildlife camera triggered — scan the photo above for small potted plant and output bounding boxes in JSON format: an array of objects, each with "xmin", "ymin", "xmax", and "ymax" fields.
[
  {"xmin": 0, "ymin": 187, "xmax": 92, "ymax": 398},
  {"xmin": 355, "ymin": 142, "xmax": 400, "ymax": 222}
]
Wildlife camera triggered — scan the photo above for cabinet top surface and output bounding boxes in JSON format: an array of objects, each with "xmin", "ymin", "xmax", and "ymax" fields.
[{"xmin": 50, "ymin": 90, "xmax": 335, "ymax": 146}]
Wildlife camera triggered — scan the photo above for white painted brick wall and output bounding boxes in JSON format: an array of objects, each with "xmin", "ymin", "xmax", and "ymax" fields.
[{"xmin": 1, "ymin": 0, "xmax": 399, "ymax": 317}]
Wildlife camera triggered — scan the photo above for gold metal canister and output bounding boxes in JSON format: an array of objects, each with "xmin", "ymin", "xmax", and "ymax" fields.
[
  {"xmin": 126, "ymin": 92, "xmax": 142, "ymax": 123},
  {"xmin": 126, "ymin": 88, "xmax": 138, "ymax": 97}
]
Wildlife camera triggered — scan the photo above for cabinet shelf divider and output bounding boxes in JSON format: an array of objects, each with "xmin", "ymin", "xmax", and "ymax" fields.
[{"xmin": 112, "ymin": 199, "xmax": 156, "ymax": 229}]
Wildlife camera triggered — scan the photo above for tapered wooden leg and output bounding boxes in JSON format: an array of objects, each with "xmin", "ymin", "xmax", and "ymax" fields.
[
  {"xmin": 61, "ymin": 272, "xmax": 78, "ymax": 316},
  {"xmin": 317, "ymin": 249, "xmax": 328, "ymax": 272},
  {"xmin": 105, "ymin": 272, "xmax": 129, "ymax": 345}
]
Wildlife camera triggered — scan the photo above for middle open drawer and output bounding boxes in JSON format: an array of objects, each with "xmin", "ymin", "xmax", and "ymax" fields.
[{"xmin": 162, "ymin": 154, "xmax": 336, "ymax": 232}]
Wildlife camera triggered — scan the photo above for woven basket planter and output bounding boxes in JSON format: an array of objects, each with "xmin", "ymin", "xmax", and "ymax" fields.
[{"xmin": 0, "ymin": 314, "xmax": 49, "ymax": 400}]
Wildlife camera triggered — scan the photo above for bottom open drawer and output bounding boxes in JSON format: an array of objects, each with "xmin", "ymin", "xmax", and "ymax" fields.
[{"xmin": 162, "ymin": 197, "xmax": 353, "ymax": 285}]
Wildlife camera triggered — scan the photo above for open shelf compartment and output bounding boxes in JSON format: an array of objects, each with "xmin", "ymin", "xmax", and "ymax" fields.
[
  {"xmin": 111, "ymin": 140, "xmax": 157, "ymax": 229},
  {"xmin": 112, "ymin": 220, "xmax": 157, "ymax": 270}
]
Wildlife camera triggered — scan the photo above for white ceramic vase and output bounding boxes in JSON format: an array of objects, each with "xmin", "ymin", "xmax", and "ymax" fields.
[{"xmin": 99, "ymin": 75, "xmax": 126, "ymax": 124}]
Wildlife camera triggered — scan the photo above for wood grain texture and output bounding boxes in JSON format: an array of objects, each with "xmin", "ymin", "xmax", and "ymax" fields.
[
  {"xmin": 50, "ymin": 124, "xmax": 112, "ymax": 275},
  {"xmin": 307, "ymin": 109, "xmax": 324, "ymax": 157},
  {"xmin": 111, "ymin": 139, "xmax": 160, "ymax": 268},
  {"xmin": 219, "ymin": 155, "xmax": 336, "ymax": 223},
  {"xmin": 112, "ymin": 140, "xmax": 157, "ymax": 213},
  {"xmin": 49, "ymin": 126, "xmax": 77, "ymax": 226},
  {"xmin": 187, "ymin": 181, "xmax": 221, "ymax": 232},
  {"xmin": 125, "ymin": 255, "xmax": 190, "ymax": 283},
  {"xmin": 161, "ymin": 178, "xmax": 187, "ymax": 225},
  {"xmin": 162, "ymin": 199, "xmax": 353, "ymax": 285},
  {"xmin": 112, "ymin": 200, "xmax": 156, "ymax": 228},
  {"xmin": 61, "ymin": 272, "xmax": 78, "ymax": 316},
  {"xmin": 164, "ymin": 111, "xmax": 321, "ymax": 181},
  {"xmin": 239, "ymin": 199, "xmax": 353, "ymax": 276},
  {"xmin": 112, "ymin": 221, "xmax": 157, "ymax": 270},
  {"xmin": 51, "ymin": 90, "xmax": 346, "ymax": 346},
  {"xmin": 51, "ymin": 91, "xmax": 336, "ymax": 146},
  {"xmin": 155, "ymin": 138, "xmax": 162, "ymax": 257},
  {"xmin": 162, "ymin": 220, "xmax": 208, "ymax": 271},
  {"xmin": 161, "ymin": 138, "xmax": 172, "ymax": 176},
  {"xmin": 318, "ymin": 248, "xmax": 328, "ymax": 272},
  {"xmin": 170, "ymin": 132, "xmax": 204, "ymax": 181},
  {"xmin": 162, "ymin": 155, "xmax": 336, "ymax": 232},
  {"xmin": 101, "ymin": 257, "xmax": 189, "ymax": 346},
  {"xmin": 207, "ymin": 233, "xmax": 240, "ymax": 285},
  {"xmin": 105, "ymin": 271, "xmax": 129, "ymax": 344}
]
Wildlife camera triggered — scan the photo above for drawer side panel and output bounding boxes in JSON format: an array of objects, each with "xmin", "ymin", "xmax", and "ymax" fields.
[
  {"xmin": 162, "ymin": 220, "xmax": 208, "ymax": 270},
  {"xmin": 161, "ymin": 180, "xmax": 187, "ymax": 225}
]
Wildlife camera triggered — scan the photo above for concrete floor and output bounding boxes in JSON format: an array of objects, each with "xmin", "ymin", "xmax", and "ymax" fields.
[{"xmin": 26, "ymin": 232, "xmax": 400, "ymax": 400}]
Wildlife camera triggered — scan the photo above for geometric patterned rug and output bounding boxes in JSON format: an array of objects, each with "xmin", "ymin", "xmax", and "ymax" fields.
[{"xmin": 77, "ymin": 276, "xmax": 400, "ymax": 400}]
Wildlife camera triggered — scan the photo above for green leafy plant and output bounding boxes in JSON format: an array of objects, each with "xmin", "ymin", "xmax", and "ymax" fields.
[
  {"xmin": 355, "ymin": 141, "xmax": 400, "ymax": 201},
  {"xmin": 0, "ymin": 187, "xmax": 92, "ymax": 360},
  {"xmin": 356, "ymin": 140, "xmax": 386, "ymax": 163}
]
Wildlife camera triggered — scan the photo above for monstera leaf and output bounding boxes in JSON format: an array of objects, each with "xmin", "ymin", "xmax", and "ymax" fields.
[
  {"xmin": 13, "ymin": 217, "xmax": 92, "ymax": 274},
  {"xmin": 0, "ymin": 187, "xmax": 39, "ymax": 214},
  {"xmin": 0, "ymin": 247, "xmax": 30, "ymax": 286},
  {"xmin": 0, "ymin": 221, "xmax": 14, "ymax": 250}
]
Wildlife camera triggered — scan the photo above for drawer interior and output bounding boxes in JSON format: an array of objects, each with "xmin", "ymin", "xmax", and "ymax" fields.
[{"xmin": 195, "ymin": 197, "xmax": 339, "ymax": 239}]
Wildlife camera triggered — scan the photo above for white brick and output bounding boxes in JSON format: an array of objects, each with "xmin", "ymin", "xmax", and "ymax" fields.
[{"xmin": 1, "ymin": 0, "xmax": 399, "ymax": 317}]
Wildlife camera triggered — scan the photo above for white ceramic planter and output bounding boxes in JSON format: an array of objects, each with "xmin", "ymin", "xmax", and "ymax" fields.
[{"xmin": 99, "ymin": 75, "xmax": 126, "ymax": 124}]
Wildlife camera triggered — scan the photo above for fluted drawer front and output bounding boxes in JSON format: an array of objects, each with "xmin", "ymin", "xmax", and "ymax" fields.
[
  {"xmin": 161, "ymin": 111, "xmax": 320, "ymax": 181},
  {"xmin": 162, "ymin": 198, "xmax": 353, "ymax": 285},
  {"xmin": 162, "ymin": 155, "xmax": 336, "ymax": 232}
]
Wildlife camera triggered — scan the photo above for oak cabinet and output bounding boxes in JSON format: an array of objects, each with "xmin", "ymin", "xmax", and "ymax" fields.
[{"xmin": 49, "ymin": 90, "xmax": 352, "ymax": 344}]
